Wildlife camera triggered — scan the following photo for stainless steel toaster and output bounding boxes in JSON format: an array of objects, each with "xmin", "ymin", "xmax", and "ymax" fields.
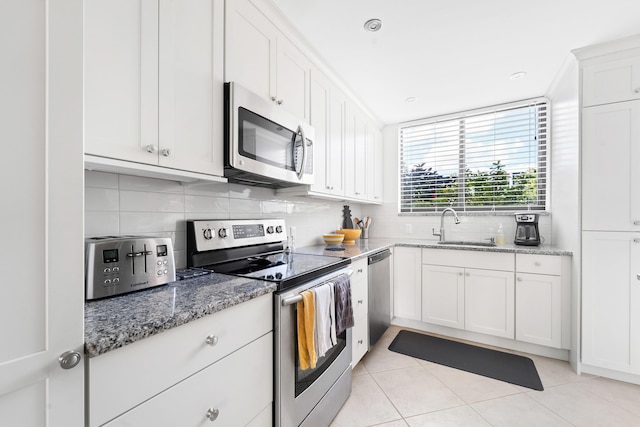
[{"xmin": 85, "ymin": 236, "xmax": 176, "ymax": 300}]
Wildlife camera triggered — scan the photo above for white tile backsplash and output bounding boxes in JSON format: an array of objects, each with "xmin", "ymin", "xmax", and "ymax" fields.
[{"xmin": 84, "ymin": 170, "xmax": 362, "ymax": 268}]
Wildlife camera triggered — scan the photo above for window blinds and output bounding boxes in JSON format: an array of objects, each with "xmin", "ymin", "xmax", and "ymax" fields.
[{"xmin": 399, "ymin": 99, "xmax": 548, "ymax": 213}]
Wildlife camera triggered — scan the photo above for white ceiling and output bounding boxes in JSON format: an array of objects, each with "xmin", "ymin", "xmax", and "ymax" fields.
[{"xmin": 271, "ymin": 0, "xmax": 640, "ymax": 125}]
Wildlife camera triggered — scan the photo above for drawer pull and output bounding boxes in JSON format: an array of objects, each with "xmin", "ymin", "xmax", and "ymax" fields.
[
  {"xmin": 517, "ymin": 277, "xmax": 523, "ymax": 282},
  {"xmin": 634, "ymin": 221, "xmax": 640, "ymax": 225},
  {"xmin": 637, "ymin": 274, "xmax": 640, "ymax": 281},
  {"xmin": 206, "ymin": 408, "xmax": 219, "ymax": 422},
  {"xmin": 534, "ymin": 261, "xmax": 541, "ymax": 266},
  {"xmin": 465, "ymin": 272, "xmax": 470, "ymax": 277},
  {"xmin": 358, "ymin": 339, "xmax": 363, "ymax": 344},
  {"xmin": 205, "ymin": 335, "xmax": 219, "ymax": 346},
  {"xmin": 634, "ymin": 238, "xmax": 640, "ymax": 244},
  {"xmin": 357, "ymin": 268, "xmax": 363, "ymax": 273},
  {"xmin": 635, "ymin": 88, "xmax": 640, "ymax": 94}
]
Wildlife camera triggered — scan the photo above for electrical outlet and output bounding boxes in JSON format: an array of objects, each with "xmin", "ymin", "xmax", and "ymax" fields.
[{"xmin": 405, "ymin": 224, "xmax": 413, "ymax": 234}]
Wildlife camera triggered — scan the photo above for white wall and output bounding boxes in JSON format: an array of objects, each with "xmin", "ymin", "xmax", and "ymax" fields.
[
  {"xmin": 545, "ymin": 53, "xmax": 580, "ymax": 369},
  {"xmin": 85, "ymin": 171, "xmax": 363, "ymax": 268},
  {"xmin": 367, "ymin": 126, "xmax": 552, "ymax": 245}
]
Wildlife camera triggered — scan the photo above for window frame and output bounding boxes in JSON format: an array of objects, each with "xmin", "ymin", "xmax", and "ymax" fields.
[{"xmin": 398, "ymin": 98, "xmax": 550, "ymax": 214}]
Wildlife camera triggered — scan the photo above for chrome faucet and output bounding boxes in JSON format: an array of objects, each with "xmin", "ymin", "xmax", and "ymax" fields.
[{"xmin": 432, "ymin": 207, "xmax": 460, "ymax": 242}]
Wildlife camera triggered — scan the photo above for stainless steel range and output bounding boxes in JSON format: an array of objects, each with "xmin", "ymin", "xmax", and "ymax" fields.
[{"xmin": 187, "ymin": 219, "xmax": 353, "ymax": 427}]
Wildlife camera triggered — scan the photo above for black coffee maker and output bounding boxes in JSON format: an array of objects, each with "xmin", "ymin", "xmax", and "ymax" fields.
[{"xmin": 514, "ymin": 213, "xmax": 541, "ymax": 246}]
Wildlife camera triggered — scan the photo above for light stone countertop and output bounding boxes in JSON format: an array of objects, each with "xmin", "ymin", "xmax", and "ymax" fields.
[{"xmin": 296, "ymin": 237, "xmax": 572, "ymax": 259}]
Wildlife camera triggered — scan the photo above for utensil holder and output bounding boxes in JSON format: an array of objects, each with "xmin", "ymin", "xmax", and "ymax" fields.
[{"xmin": 362, "ymin": 228, "xmax": 369, "ymax": 239}]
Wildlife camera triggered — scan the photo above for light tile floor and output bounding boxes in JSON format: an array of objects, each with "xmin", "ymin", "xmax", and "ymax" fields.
[{"xmin": 330, "ymin": 326, "xmax": 640, "ymax": 427}]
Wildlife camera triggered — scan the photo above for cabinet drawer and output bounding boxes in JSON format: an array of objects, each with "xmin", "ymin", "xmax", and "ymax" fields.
[
  {"xmin": 103, "ymin": 333, "xmax": 273, "ymax": 427},
  {"xmin": 352, "ymin": 313, "xmax": 368, "ymax": 366},
  {"xmin": 89, "ymin": 293, "xmax": 273, "ymax": 427},
  {"xmin": 516, "ymin": 254, "xmax": 561, "ymax": 275},
  {"xmin": 351, "ymin": 257, "xmax": 368, "ymax": 282},
  {"xmin": 423, "ymin": 248, "xmax": 514, "ymax": 271},
  {"xmin": 351, "ymin": 276, "xmax": 368, "ymax": 319}
]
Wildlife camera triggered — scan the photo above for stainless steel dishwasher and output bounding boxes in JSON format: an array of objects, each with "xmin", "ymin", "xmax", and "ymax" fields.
[{"xmin": 368, "ymin": 248, "xmax": 392, "ymax": 347}]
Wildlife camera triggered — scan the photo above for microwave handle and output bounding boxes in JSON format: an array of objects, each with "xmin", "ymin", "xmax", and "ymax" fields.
[{"xmin": 296, "ymin": 125, "xmax": 307, "ymax": 180}]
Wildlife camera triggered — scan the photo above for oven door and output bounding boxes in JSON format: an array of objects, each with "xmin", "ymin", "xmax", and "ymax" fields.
[
  {"xmin": 275, "ymin": 269, "xmax": 353, "ymax": 427},
  {"xmin": 225, "ymin": 82, "xmax": 314, "ymax": 187}
]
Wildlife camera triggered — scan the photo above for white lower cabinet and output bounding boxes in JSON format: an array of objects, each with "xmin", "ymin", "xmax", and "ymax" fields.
[
  {"xmin": 582, "ymin": 231, "xmax": 640, "ymax": 374},
  {"xmin": 351, "ymin": 258, "xmax": 369, "ymax": 365},
  {"xmin": 464, "ymin": 268, "xmax": 515, "ymax": 339},
  {"xmin": 102, "ymin": 333, "xmax": 273, "ymax": 427},
  {"xmin": 88, "ymin": 294, "xmax": 273, "ymax": 427},
  {"xmin": 393, "ymin": 247, "xmax": 422, "ymax": 321},
  {"xmin": 422, "ymin": 264, "xmax": 464, "ymax": 329}
]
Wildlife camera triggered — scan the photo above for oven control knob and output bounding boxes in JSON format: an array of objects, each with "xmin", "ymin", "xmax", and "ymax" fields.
[
  {"xmin": 266, "ymin": 274, "xmax": 274, "ymax": 279},
  {"xmin": 203, "ymin": 228, "xmax": 213, "ymax": 240},
  {"xmin": 266, "ymin": 226, "xmax": 275, "ymax": 234},
  {"xmin": 275, "ymin": 272, "xmax": 283, "ymax": 280},
  {"xmin": 218, "ymin": 228, "xmax": 227, "ymax": 238},
  {"xmin": 275, "ymin": 225, "xmax": 283, "ymax": 233}
]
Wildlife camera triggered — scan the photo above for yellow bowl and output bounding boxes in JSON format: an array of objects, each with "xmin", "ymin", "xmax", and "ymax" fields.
[
  {"xmin": 323, "ymin": 234, "xmax": 345, "ymax": 245},
  {"xmin": 335, "ymin": 228, "xmax": 362, "ymax": 244}
]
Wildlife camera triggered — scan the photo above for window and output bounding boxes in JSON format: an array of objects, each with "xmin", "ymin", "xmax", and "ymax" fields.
[{"xmin": 399, "ymin": 99, "xmax": 548, "ymax": 213}]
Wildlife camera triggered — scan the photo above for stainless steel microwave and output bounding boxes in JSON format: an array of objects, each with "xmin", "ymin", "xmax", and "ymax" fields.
[{"xmin": 224, "ymin": 82, "xmax": 314, "ymax": 188}]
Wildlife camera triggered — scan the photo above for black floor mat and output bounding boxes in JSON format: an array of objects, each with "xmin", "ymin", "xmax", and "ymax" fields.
[{"xmin": 388, "ymin": 330, "xmax": 544, "ymax": 391}]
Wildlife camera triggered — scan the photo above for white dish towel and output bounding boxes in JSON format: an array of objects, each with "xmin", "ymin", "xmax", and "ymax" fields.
[{"xmin": 313, "ymin": 283, "xmax": 337, "ymax": 357}]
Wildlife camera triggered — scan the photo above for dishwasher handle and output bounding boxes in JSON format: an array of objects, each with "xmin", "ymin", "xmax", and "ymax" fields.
[{"xmin": 368, "ymin": 248, "xmax": 391, "ymax": 265}]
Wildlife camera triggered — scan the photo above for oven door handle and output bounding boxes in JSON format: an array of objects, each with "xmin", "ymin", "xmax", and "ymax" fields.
[{"xmin": 281, "ymin": 269, "xmax": 353, "ymax": 306}]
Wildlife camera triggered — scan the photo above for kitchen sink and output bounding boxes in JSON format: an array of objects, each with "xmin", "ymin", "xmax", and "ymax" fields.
[{"xmin": 437, "ymin": 240, "xmax": 497, "ymax": 247}]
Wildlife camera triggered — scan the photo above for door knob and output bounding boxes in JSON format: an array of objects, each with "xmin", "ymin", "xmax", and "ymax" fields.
[
  {"xmin": 205, "ymin": 335, "xmax": 219, "ymax": 346},
  {"xmin": 145, "ymin": 144, "xmax": 158, "ymax": 153},
  {"xmin": 161, "ymin": 148, "xmax": 171, "ymax": 157},
  {"xmin": 58, "ymin": 350, "xmax": 81, "ymax": 370},
  {"xmin": 206, "ymin": 408, "xmax": 219, "ymax": 422}
]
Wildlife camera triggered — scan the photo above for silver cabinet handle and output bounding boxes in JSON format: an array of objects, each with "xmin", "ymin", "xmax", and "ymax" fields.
[
  {"xmin": 271, "ymin": 96, "xmax": 277, "ymax": 102},
  {"xmin": 637, "ymin": 274, "xmax": 640, "ymax": 281},
  {"xmin": 534, "ymin": 261, "xmax": 541, "ymax": 266},
  {"xmin": 635, "ymin": 88, "xmax": 640, "ymax": 94},
  {"xmin": 458, "ymin": 272, "xmax": 463, "ymax": 276},
  {"xmin": 357, "ymin": 268, "xmax": 363, "ymax": 273},
  {"xmin": 145, "ymin": 144, "xmax": 158, "ymax": 153},
  {"xmin": 358, "ymin": 339, "xmax": 363, "ymax": 344},
  {"xmin": 357, "ymin": 299, "xmax": 364, "ymax": 304},
  {"xmin": 634, "ymin": 238, "xmax": 640, "ymax": 244},
  {"xmin": 465, "ymin": 272, "xmax": 470, "ymax": 277},
  {"xmin": 205, "ymin": 335, "xmax": 219, "ymax": 346},
  {"xmin": 634, "ymin": 221, "xmax": 640, "ymax": 225},
  {"xmin": 206, "ymin": 408, "xmax": 219, "ymax": 422},
  {"xmin": 58, "ymin": 350, "xmax": 81, "ymax": 370},
  {"xmin": 517, "ymin": 277, "xmax": 523, "ymax": 282},
  {"xmin": 277, "ymin": 99, "xmax": 283, "ymax": 105},
  {"xmin": 161, "ymin": 148, "xmax": 171, "ymax": 157}
]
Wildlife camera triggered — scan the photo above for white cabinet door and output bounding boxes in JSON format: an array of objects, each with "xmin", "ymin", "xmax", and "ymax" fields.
[
  {"xmin": 515, "ymin": 273, "xmax": 562, "ymax": 348},
  {"xmin": 225, "ymin": 0, "xmax": 276, "ymax": 103},
  {"xmin": 225, "ymin": 0, "xmax": 310, "ymax": 120},
  {"xmin": 157, "ymin": 0, "xmax": 224, "ymax": 176},
  {"xmin": 393, "ymin": 247, "xmax": 422, "ymax": 320},
  {"xmin": 371, "ymin": 127, "xmax": 384, "ymax": 203},
  {"xmin": 422, "ymin": 265, "xmax": 465, "ymax": 329},
  {"xmin": 103, "ymin": 333, "xmax": 273, "ymax": 427},
  {"xmin": 582, "ymin": 56, "xmax": 640, "ymax": 107},
  {"xmin": 85, "ymin": 0, "xmax": 159, "ymax": 164},
  {"xmin": 582, "ymin": 100, "xmax": 640, "ymax": 231},
  {"xmin": 464, "ymin": 268, "xmax": 515, "ymax": 339},
  {"xmin": 582, "ymin": 231, "xmax": 640, "ymax": 374},
  {"xmin": 275, "ymin": 35, "xmax": 311, "ymax": 120},
  {"xmin": 327, "ymin": 86, "xmax": 346, "ymax": 196},
  {"xmin": 0, "ymin": 1, "xmax": 84, "ymax": 425},
  {"xmin": 344, "ymin": 102, "xmax": 367, "ymax": 200}
]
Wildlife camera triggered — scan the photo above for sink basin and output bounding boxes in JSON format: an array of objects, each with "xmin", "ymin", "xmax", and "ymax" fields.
[{"xmin": 437, "ymin": 240, "xmax": 497, "ymax": 247}]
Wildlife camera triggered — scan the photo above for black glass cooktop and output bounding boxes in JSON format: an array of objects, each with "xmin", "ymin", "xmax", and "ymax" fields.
[{"xmin": 201, "ymin": 252, "xmax": 350, "ymax": 291}]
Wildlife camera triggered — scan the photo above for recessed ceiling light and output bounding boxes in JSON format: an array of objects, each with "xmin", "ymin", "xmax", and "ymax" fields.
[
  {"xmin": 364, "ymin": 18, "xmax": 383, "ymax": 32},
  {"xmin": 405, "ymin": 97, "xmax": 416, "ymax": 103},
  {"xmin": 509, "ymin": 71, "xmax": 527, "ymax": 80}
]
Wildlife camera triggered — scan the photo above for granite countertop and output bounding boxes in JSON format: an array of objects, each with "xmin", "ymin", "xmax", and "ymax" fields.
[
  {"xmin": 84, "ymin": 273, "xmax": 276, "ymax": 358},
  {"xmin": 296, "ymin": 237, "xmax": 572, "ymax": 257}
]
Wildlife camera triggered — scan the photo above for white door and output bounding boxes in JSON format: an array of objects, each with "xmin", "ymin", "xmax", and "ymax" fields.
[
  {"xmin": 0, "ymin": 0, "xmax": 84, "ymax": 425},
  {"xmin": 393, "ymin": 247, "xmax": 422, "ymax": 320},
  {"xmin": 275, "ymin": 35, "xmax": 311, "ymax": 120},
  {"xmin": 422, "ymin": 265, "xmax": 465, "ymax": 329},
  {"xmin": 464, "ymin": 268, "xmax": 515, "ymax": 339},
  {"xmin": 515, "ymin": 273, "xmax": 562, "ymax": 348}
]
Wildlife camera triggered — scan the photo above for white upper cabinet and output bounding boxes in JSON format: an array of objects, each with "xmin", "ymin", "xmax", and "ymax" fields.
[
  {"xmin": 85, "ymin": 0, "xmax": 224, "ymax": 178},
  {"xmin": 582, "ymin": 56, "xmax": 640, "ymax": 107},
  {"xmin": 344, "ymin": 101, "xmax": 368, "ymax": 201},
  {"xmin": 308, "ymin": 68, "xmax": 345, "ymax": 197},
  {"xmin": 226, "ymin": 0, "xmax": 310, "ymax": 121},
  {"xmin": 582, "ymin": 100, "xmax": 640, "ymax": 231},
  {"xmin": 371, "ymin": 127, "xmax": 384, "ymax": 202}
]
